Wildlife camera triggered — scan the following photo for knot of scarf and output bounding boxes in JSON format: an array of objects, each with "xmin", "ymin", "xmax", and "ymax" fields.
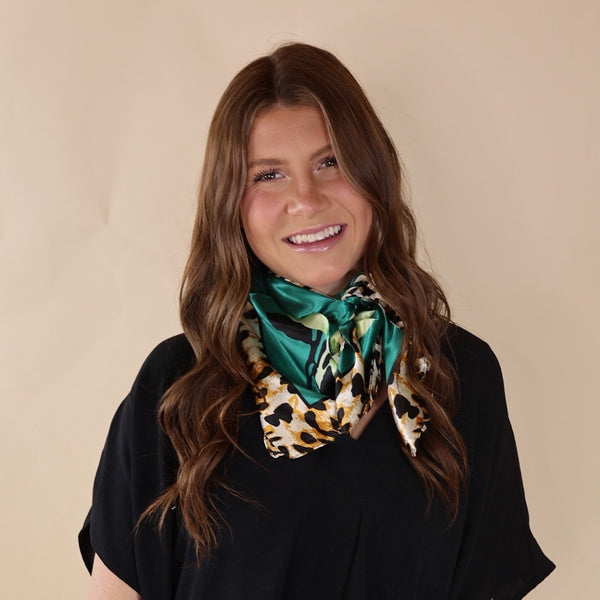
[{"xmin": 240, "ymin": 270, "xmax": 429, "ymax": 459}]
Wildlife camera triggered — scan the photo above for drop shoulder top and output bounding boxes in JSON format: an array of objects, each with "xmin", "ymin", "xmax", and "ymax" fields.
[{"xmin": 79, "ymin": 325, "xmax": 554, "ymax": 599}]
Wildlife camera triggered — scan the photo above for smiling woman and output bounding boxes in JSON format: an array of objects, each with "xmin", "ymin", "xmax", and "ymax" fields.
[
  {"xmin": 241, "ymin": 105, "xmax": 373, "ymax": 295},
  {"xmin": 79, "ymin": 43, "xmax": 554, "ymax": 599}
]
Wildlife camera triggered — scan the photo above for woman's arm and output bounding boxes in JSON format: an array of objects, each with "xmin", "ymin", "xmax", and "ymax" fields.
[{"xmin": 89, "ymin": 554, "xmax": 141, "ymax": 600}]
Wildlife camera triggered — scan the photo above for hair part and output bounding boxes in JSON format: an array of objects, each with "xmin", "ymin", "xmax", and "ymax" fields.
[{"xmin": 141, "ymin": 42, "xmax": 467, "ymax": 559}]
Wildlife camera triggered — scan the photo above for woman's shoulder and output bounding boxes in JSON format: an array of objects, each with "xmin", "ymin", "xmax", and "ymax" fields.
[
  {"xmin": 142, "ymin": 333, "xmax": 194, "ymax": 371},
  {"xmin": 124, "ymin": 334, "xmax": 195, "ymax": 414},
  {"xmin": 443, "ymin": 323, "xmax": 512, "ymax": 438},
  {"xmin": 443, "ymin": 322, "xmax": 502, "ymax": 384},
  {"xmin": 442, "ymin": 324, "xmax": 556, "ymax": 596},
  {"xmin": 137, "ymin": 333, "xmax": 195, "ymax": 377}
]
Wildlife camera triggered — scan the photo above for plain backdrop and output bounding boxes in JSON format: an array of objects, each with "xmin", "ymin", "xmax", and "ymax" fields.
[{"xmin": 1, "ymin": 1, "xmax": 598, "ymax": 598}]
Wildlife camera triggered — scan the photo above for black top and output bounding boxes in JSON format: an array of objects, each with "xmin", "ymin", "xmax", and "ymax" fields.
[{"xmin": 79, "ymin": 326, "xmax": 554, "ymax": 599}]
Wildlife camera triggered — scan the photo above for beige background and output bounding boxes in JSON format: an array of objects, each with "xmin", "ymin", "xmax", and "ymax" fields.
[{"xmin": 1, "ymin": 1, "xmax": 597, "ymax": 598}]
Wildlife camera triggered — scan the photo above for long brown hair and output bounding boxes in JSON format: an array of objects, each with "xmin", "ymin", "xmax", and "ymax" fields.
[{"xmin": 143, "ymin": 42, "xmax": 467, "ymax": 559}]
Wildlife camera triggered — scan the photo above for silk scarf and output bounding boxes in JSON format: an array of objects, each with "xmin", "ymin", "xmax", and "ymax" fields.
[{"xmin": 240, "ymin": 270, "xmax": 428, "ymax": 459}]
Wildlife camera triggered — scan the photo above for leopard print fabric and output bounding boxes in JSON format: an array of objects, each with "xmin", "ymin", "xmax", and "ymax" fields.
[{"xmin": 240, "ymin": 274, "xmax": 429, "ymax": 459}]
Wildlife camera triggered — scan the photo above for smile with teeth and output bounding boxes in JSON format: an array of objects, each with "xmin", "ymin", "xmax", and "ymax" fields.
[{"xmin": 287, "ymin": 225, "xmax": 342, "ymax": 245}]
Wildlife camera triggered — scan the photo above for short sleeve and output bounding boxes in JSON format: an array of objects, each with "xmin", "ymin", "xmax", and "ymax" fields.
[
  {"xmin": 78, "ymin": 335, "xmax": 194, "ymax": 596},
  {"xmin": 450, "ymin": 334, "xmax": 555, "ymax": 599}
]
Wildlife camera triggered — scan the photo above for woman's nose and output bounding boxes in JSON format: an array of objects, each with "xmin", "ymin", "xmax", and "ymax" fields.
[{"xmin": 286, "ymin": 178, "xmax": 329, "ymax": 216}]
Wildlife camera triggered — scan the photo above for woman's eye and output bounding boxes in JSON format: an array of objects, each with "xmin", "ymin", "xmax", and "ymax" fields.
[
  {"xmin": 252, "ymin": 169, "xmax": 282, "ymax": 183},
  {"xmin": 319, "ymin": 156, "xmax": 338, "ymax": 169}
]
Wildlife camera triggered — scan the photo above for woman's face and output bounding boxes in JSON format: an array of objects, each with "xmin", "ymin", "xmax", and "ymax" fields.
[{"xmin": 240, "ymin": 105, "xmax": 373, "ymax": 295}]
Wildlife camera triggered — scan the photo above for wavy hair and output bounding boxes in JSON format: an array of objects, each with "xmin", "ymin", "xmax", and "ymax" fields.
[{"xmin": 142, "ymin": 43, "xmax": 467, "ymax": 559}]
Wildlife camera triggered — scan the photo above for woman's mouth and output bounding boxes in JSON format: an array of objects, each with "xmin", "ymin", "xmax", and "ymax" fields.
[{"xmin": 287, "ymin": 225, "xmax": 342, "ymax": 245}]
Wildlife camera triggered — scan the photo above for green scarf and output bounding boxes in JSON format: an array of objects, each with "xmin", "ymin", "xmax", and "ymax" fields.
[{"xmin": 241, "ymin": 270, "xmax": 428, "ymax": 459}]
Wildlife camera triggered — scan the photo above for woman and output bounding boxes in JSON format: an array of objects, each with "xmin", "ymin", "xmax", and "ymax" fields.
[{"xmin": 80, "ymin": 43, "xmax": 554, "ymax": 599}]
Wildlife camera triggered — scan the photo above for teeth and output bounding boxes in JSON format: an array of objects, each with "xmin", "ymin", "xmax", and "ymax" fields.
[{"xmin": 288, "ymin": 225, "xmax": 342, "ymax": 245}]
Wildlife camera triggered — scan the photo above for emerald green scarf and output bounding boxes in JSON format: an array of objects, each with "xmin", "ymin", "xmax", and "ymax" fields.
[{"xmin": 240, "ymin": 270, "xmax": 428, "ymax": 459}]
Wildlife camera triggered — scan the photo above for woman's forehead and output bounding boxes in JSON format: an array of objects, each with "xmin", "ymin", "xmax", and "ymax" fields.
[{"xmin": 246, "ymin": 105, "xmax": 330, "ymax": 162}]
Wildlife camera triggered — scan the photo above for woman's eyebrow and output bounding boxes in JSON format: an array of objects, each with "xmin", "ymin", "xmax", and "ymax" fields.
[
  {"xmin": 247, "ymin": 145, "xmax": 333, "ymax": 169},
  {"xmin": 309, "ymin": 144, "xmax": 333, "ymax": 160},
  {"xmin": 247, "ymin": 157, "xmax": 285, "ymax": 169}
]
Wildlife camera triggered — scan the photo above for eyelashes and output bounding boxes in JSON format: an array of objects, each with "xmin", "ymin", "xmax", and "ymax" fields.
[
  {"xmin": 252, "ymin": 168, "xmax": 281, "ymax": 183},
  {"xmin": 250, "ymin": 155, "xmax": 338, "ymax": 184},
  {"xmin": 320, "ymin": 155, "xmax": 338, "ymax": 169}
]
